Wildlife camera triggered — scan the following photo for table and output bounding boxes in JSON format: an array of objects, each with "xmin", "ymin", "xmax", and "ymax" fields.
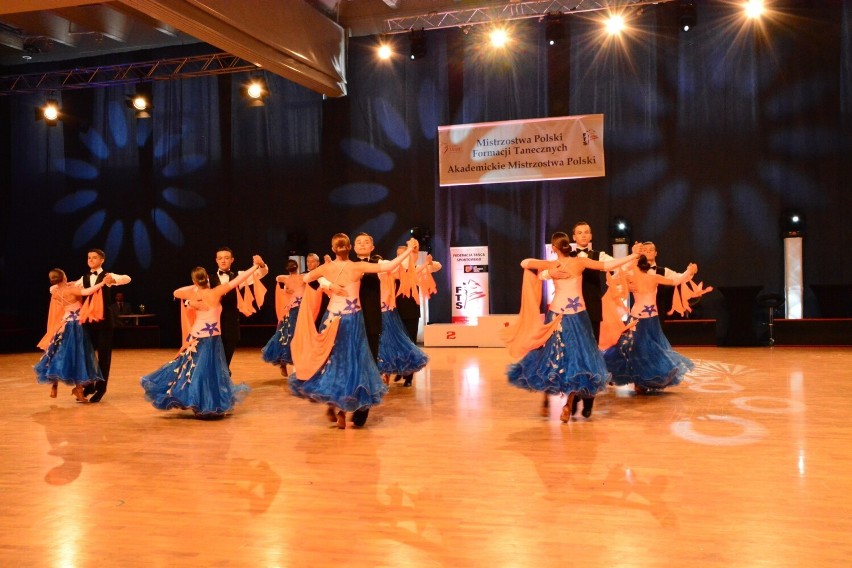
[{"xmin": 118, "ymin": 314, "xmax": 156, "ymax": 326}]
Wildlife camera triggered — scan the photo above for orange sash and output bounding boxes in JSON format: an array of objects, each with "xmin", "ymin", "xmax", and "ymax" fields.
[
  {"xmin": 500, "ymin": 269, "xmax": 562, "ymax": 360},
  {"xmin": 668, "ymin": 279, "xmax": 714, "ymax": 318},
  {"xmin": 236, "ymin": 271, "xmax": 267, "ymax": 316},
  {"xmin": 178, "ymin": 299, "xmax": 198, "ymax": 354},
  {"xmin": 78, "ymin": 288, "xmax": 104, "ymax": 323},
  {"xmin": 291, "ymin": 284, "xmax": 340, "ymax": 380},
  {"xmin": 397, "ymin": 254, "xmax": 419, "ymax": 304},
  {"xmin": 37, "ymin": 296, "xmax": 65, "ymax": 351},
  {"xmin": 599, "ymin": 271, "xmax": 638, "ymax": 350}
]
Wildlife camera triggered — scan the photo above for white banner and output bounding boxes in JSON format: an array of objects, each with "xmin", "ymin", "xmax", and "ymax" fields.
[
  {"xmin": 438, "ymin": 114, "xmax": 605, "ymax": 187},
  {"xmin": 450, "ymin": 246, "xmax": 489, "ymax": 324}
]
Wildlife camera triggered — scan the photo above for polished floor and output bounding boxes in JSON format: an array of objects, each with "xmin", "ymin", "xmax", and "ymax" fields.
[{"xmin": 2, "ymin": 345, "xmax": 851, "ymax": 567}]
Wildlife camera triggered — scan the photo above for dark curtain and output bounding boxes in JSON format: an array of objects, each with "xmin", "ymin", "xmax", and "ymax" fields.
[{"xmin": 2, "ymin": 0, "xmax": 851, "ymax": 346}]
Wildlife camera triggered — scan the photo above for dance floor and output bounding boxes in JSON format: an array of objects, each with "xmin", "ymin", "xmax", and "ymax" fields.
[{"xmin": 2, "ymin": 346, "xmax": 851, "ymax": 567}]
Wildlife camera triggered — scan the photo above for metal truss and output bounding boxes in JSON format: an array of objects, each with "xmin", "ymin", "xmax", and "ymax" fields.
[
  {"xmin": 384, "ymin": 0, "xmax": 676, "ymax": 33},
  {"xmin": 0, "ymin": 52, "xmax": 258, "ymax": 95}
]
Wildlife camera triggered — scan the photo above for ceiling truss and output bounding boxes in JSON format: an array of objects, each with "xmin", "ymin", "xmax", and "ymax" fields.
[
  {"xmin": 0, "ymin": 51, "xmax": 257, "ymax": 95},
  {"xmin": 384, "ymin": 0, "xmax": 676, "ymax": 33}
]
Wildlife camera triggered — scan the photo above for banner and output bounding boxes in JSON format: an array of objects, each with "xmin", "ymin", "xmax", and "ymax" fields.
[
  {"xmin": 438, "ymin": 114, "xmax": 605, "ymax": 187},
  {"xmin": 450, "ymin": 246, "xmax": 489, "ymax": 324}
]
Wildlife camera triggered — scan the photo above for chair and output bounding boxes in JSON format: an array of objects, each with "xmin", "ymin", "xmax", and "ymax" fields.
[{"xmin": 757, "ymin": 293, "xmax": 785, "ymax": 346}]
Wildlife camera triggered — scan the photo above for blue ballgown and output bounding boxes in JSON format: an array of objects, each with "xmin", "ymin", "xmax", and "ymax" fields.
[
  {"xmin": 289, "ymin": 309, "xmax": 388, "ymax": 412},
  {"xmin": 377, "ymin": 308, "xmax": 428, "ymax": 376},
  {"xmin": 35, "ymin": 310, "xmax": 103, "ymax": 387},
  {"xmin": 508, "ymin": 310, "xmax": 610, "ymax": 398},
  {"xmin": 261, "ymin": 301, "xmax": 300, "ymax": 366},
  {"xmin": 603, "ymin": 316, "xmax": 693, "ymax": 391}
]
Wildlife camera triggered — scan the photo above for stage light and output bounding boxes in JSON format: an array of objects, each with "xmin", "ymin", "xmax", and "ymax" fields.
[
  {"xmin": 781, "ymin": 210, "xmax": 804, "ymax": 319},
  {"xmin": 605, "ymin": 15, "xmax": 625, "ymax": 35},
  {"xmin": 610, "ymin": 216, "xmax": 631, "ymax": 244},
  {"xmin": 378, "ymin": 43, "xmax": 392, "ymax": 60},
  {"xmin": 489, "ymin": 27, "xmax": 509, "ymax": 48},
  {"xmin": 782, "ymin": 210, "xmax": 804, "ymax": 237},
  {"xmin": 244, "ymin": 76, "xmax": 268, "ymax": 107},
  {"xmin": 678, "ymin": 0, "xmax": 696, "ymax": 32},
  {"xmin": 125, "ymin": 88, "xmax": 152, "ymax": 119},
  {"xmin": 745, "ymin": 0, "xmax": 765, "ymax": 19},
  {"xmin": 544, "ymin": 13, "xmax": 564, "ymax": 46},
  {"xmin": 35, "ymin": 98, "xmax": 60, "ymax": 126},
  {"xmin": 409, "ymin": 29, "xmax": 427, "ymax": 60}
]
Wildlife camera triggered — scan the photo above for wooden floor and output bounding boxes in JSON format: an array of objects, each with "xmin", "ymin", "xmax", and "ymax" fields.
[{"xmin": 2, "ymin": 345, "xmax": 851, "ymax": 567}]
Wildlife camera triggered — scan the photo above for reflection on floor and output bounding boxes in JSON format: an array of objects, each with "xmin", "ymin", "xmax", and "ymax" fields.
[{"xmin": 3, "ymin": 346, "xmax": 851, "ymax": 566}]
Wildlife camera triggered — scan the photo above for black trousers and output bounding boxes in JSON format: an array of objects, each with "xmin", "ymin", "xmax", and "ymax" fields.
[{"xmin": 84, "ymin": 324, "xmax": 113, "ymax": 397}]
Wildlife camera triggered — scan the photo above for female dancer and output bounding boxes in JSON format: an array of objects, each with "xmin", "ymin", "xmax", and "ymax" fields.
[
  {"xmin": 261, "ymin": 258, "xmax": 304, "ymax": 377},
  {"xmin": 506, "ymin": 234, "xmax": 637, "ymax": 421},
  {"xmin": 35, "ymin": 268, "xmax": 105, "ymax": 402},
  {"xmin": 602, "ymin": 250, "xmax": 697, "ymax": 393},
  {"xmin": 289, "ymin": 234, "xmax": 418, "ymax": 428},
  {"xmin": 140, "ymin": 255, "xmax": 266, "ymax": 418},
  {"xmin": 377, "ymin": 251, "xmax": 440, "ymax": 387}
]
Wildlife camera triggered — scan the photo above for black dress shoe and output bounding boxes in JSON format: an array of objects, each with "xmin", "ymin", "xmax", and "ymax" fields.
[
  {"xmin": 581, "ymin": 397, "xmax": 594, "ymax": 418},
  {"xmin": 82, "ymin": 385, "xmax": 95, "ymax": 396},
  {"xmin": 571, "ymin": 393, "xmax": 580, "ymax": 416},
  {"xmin": 352, "ymin": 407, "xmax": 369, "ymax": 427},
  {"xmin": 88, "ymin": 394, "xmax": 103, "ymax": 403},
  {"xmin": 402, "ymin": 375, "xmax": 413, "ymax": 387}
]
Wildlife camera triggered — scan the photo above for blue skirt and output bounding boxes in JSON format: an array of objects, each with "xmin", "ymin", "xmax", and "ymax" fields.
[
  {"xmin": 377, "ymin": 309, "xmax": 428, "ymax": 376},
  {"xmin": 261, "ymin": 305, "xmax": 299, "ymax": 366},
  {"xmin": 35, "ymin": 320, "xmax": 104, "ymax": 387},
  {"xmin": 508, "ymin": 311, "xmax": 610, "ymax": 398},
  {"xmin": 140, "ymin": 335, "xmax": 250, "ymax": 415},
  {"xmin": 289, "ymin": 310, "xmax": 388, "ymax": 412},
  {"xmin": 603, "ymin": 316, "xmax": 693, "ymax": 390}
]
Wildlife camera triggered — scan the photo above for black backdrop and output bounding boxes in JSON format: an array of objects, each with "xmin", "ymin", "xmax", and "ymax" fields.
[{"xmin": 2, "ymin": 1, "xmax": 850, "ymax": 348}]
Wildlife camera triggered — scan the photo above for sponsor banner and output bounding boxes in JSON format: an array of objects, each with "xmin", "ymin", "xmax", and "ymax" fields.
[
  {"xmin": 438, "ymin": 114, "xmax": 605, "ymax": 187},
  {"xmin": 450, "ymin": 246, "xmax": 489, "ymax": 324}
]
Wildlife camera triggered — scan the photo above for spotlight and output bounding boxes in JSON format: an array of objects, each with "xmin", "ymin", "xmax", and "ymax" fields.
[
  {"xmin": 244, "ymin": 76, "xmax": 268, "ymax": 107},
  {"xmin": 544, "ymin": 13, "xmax": 564, "ymax": 47},
  {"xmin": 782, "ymin": 210, "xmax": 804, "ymax": 237},
  {"xmin": 34, "ymin": 98, "xmax": 60, "ymax": 126},
  {"xmin": 610, "ymin": 216, "xmax": 630, "ymax": 244},
  {"xmin": 678, "ymin": 0, "xmax": 696, "ymax": 32},
  {"xmin": 125, "ymin": 88, "xmax": 152, "ymax": 119},
  {"xmin": 489, "ymin": 27, "xmax": 509, "ymax": 48},
  {"xmin": 605, "ymin": 15, "xmax": 625, "ymax": 35},
  {"xmin": 408, "ymin": 29, "xmax": 426, "ymax": 60},
  {"xmin": 744, "ymin": 0, "xmax": 765, "ymax": 19}
]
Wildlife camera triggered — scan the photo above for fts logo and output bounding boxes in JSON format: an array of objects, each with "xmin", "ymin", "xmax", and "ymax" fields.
[
  {"xmin": 582, "ymin": 129, "xmax": 599, "ymax": 146},
  {"xmin": 455, "ymin": 279, "xmax": 486, "ymax": 310}
]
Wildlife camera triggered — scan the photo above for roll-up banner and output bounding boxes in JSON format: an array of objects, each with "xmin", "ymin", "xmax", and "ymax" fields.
[
  {"xmin": 450, "ymin": 246, "xmax": 489, "ymax": 324},
  {"xmin": 438, "ymin": 114, "xmax": 605, "ymax": 187}
]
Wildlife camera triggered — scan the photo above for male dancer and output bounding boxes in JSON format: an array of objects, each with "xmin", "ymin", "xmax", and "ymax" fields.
[
  {"xmin": 211, "ymin": 246, "xmax": 269, "ymax": 369},
  {"xmin": 351, "ymin": 233, "xmax": 382, "ymax": 426},
  {"xmin": 640, "ymin": 241, "xmax": 683, "ymax": 320},
  {"xmin": 78, "ymin": 248, "xmax": 131, "ymax": 403}
]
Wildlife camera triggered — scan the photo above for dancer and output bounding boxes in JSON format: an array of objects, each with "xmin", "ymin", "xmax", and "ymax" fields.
[
  {"xmin": 377, "ymin": 250, "xmax": 440, "ymax": 387},
  {"xmin": 261, "ymin": 258, "xmax": 304, "ymax": 377},
  {"xmin": 289, "ymin": 234, "xmax": 418, "ymax": 428},
  {"xmin": 211, "ymin": 246, "xmax": 269, "ymax": 370},
  {"xmin": 35, "ymin": 269, "xmax": 105, "ymax": 403},
  {"xmin": 504, "ymin": 234, "xmax": 637, "ymax": 421},
  {"xmin": 602, "ymin": 248, "xmax": 699, "ymax": 393},
  {"xmin": 140, "ymin": 255, "xmax": 266, "ymax": 418},
  {"xmin": 384, "ymin": 247, "xmax": 442, "ymax": 386},
  {"xmin": 76, "ymin": 248, "xmax": 131, "ymax": 403},
  {"xmin": 305, "ymin": 253, "xmax": 331, "ymax": 329}
]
